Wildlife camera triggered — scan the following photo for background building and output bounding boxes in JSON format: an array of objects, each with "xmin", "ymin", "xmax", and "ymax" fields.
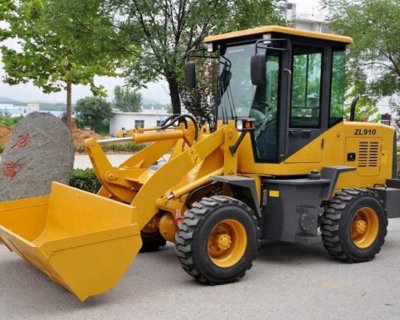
[
  {"xmin": 110, "ymin": 111, "xmax": 171, "ymax": 136},
  {"xmin": 0, "ymin": 102, "xmax": 37, "ymax": 117},
  {"xmin": 285, "ymin": 2, "xmax": 331, "ymax": 33}
]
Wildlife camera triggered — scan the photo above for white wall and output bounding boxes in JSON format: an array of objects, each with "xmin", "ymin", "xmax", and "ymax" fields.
[
  {"xmin": 110, "ymin": 112, "xmax": 171, "ymax": 136},
  {"xmin": 291, "ymin": 18, "xmax": 331, "ymax": 33}
]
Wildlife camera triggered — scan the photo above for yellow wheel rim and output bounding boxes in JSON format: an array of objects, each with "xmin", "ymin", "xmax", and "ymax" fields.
[
  {"xmin": 351, "ymin": 207, "xmax": 379, "ymax": 249},
  {"xmin": 207, "ymin": 219, "xmax": 247, "ymax": 268}
]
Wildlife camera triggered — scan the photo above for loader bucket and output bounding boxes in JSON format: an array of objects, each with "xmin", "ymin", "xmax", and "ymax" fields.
[{"xmin": 0, "ymin": 182, "xmax": 142, "ymax": 301}]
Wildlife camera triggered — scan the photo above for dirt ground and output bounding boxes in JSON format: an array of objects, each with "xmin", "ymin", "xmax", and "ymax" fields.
[
  {"xmin": 71, "ymin": 128, "xmax": 101, "ymax": 144},
  {"xmin": 0, "ymin": 124, "xmax": 12, "ymax": 144}
]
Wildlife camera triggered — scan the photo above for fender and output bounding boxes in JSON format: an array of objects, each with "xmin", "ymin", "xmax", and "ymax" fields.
[{"xmin": 210, "ymin": 175, "xmax": 261, "ymax": 218}]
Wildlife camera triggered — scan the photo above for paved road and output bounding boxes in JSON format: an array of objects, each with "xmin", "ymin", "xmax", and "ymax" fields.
[
  {"xmin": 74, "ymin": 154, "xmax": 133, "ymax": 169},
  {"xmin": 0, "ymin": 154, "xmax": 137, "ymax": 169},
  {"xmin": 0, "ymin": 153, "xmax": 165, "ymax": 169},
  {"xmin": 0, "ymin": 219, "xmax": 399, "ymax": 320},
  {"xmin": 1, "ymin": 154, "xmax": 400, "ymax": 319},
  {"xmin": 74, "ymin": 154, "xmax": 170, "ymax": 169}
]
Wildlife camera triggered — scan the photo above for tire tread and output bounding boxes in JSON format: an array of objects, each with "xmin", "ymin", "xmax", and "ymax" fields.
[
  {"xmin": 321, "ymin": 188, "xmax": 388, "ymax": 262},
  {"xmin": 175, "ymin": 196, "xmax": 260, "ymax": 284}
]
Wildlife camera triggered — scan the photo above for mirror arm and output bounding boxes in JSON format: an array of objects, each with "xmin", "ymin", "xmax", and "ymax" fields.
[{"xmin": 229, "ymin": 131, "xmax": 247, "ymax": 156}]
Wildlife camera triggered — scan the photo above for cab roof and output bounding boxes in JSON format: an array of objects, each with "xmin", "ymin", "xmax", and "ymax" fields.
[{"xmin": 204, "ymin": 25, "xmax": 352, "ymax": 44}]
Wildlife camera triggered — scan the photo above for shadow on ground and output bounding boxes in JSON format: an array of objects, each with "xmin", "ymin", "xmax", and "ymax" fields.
[{"xmin": 257, "ymin": 240, "xmax": 331, "ymax": 264}]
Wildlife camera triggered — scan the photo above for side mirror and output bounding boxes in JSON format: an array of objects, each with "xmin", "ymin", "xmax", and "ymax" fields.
[
  {"xmin": 251, "ymin": 54, "xmax": 266, "ymax": 86},
  {"xmin": 185, "ymin": 61, "xmax": 196, "ymax": 88}
]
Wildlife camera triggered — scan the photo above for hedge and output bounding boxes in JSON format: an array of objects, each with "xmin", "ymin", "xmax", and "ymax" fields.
[
  {"xmin": 0, "ymin": 142, "xmax": 146, "ymax": 155},
  {"xmin": 74, "ymin": 142, "xmax": 146, "ymax": 154},
  {"xmin": 69, "ymin": 168, "xmax": 101, "ymax": 193}
]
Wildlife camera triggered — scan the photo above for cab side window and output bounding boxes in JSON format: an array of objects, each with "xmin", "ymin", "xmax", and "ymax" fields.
[
  {"xmin": 290, "ymin": 45, "xmax": 323, "ymax": 128},
  {"xmin": 329, "ymin": 50, "xmax": 345, "ymax": 126}
]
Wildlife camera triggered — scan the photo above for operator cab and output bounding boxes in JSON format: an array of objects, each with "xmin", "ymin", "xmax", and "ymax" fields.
[{"xmin": 200, "ymin": 26, "xmax": 352, "ymax": 163}]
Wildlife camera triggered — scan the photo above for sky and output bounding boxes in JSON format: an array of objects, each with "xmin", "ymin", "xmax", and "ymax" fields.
[
  {"xmin": 0, "ymin": 73, "xmax": 172, "ymax": 104},
  {"xmin": 0, "ymin": 0, "xmax": 322, "ymax": 105},
  {"xmin": 0, "ymin": 27, "xmax": 172, "ymax": 104}
]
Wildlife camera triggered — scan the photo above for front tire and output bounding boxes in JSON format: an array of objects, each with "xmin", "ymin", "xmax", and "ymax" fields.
[
  {"xmin": 321, "ymin": 189, "xmax": 387, "ymax": 262},
  {"xmin": 176, "ymin": 196, "xmax": 260, "ymax": 284}
]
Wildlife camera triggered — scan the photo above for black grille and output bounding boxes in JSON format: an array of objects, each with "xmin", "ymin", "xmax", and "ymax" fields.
[{"xmin": 358, "ymin": 141, "xmax": 379, "ymax": 168}]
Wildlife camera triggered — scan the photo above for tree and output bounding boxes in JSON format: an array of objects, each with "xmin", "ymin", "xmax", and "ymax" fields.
[
  {"xmin": 323, "ymin": 0, "xmax": 400, "ymax": 117},
  {"xmin": 113, "ymin": 85, "xmax": 142, "ymax": 112},
  {"xmin": 0, "ymin": 0, "xmax": 128, "ymax": 129},
  {"xmin": 75, "ymin": 97, "xmax": 113, "ymax": 132},
  {"xmin": 180, "ymin": 59, "xmax": 219, "ymax": 127},
  {"xmin": 180, "ymin": 1, "xmax": 286, "ymax": 126},
  {"xmin": 103, "ymin": 0, "xmax": 285, "ymax": 115},
  {"xmin": 343, "ymin": 95, "xmax": 379, "ymax": 122}
]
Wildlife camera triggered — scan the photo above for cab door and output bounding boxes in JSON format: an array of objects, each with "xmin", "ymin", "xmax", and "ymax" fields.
[{"xmin": 285, "ymin": 44, "xmax": 324, "ymax": 163}]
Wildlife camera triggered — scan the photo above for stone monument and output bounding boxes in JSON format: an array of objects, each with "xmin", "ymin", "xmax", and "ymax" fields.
[{"xmin": 0, "ymin": 112, "xmax": 75, "ymax": 201}]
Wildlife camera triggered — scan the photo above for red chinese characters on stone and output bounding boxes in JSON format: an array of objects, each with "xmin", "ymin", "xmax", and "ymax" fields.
[
  {"xmin": 2, "ymin": 162, "xmax": 23, "ymax": 179},
  {"xmin": 11, "ymin": 134, "xmax": 31, "ymax": 149}
]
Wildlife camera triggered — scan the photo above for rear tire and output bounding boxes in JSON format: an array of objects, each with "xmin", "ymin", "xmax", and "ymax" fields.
[
  {"xmin": 140, "ymin": 231, "xmax": 166, "ymax": 252},
  {"xmin": 176, "ymin": 196, "xmax": 260, "ymax": 284},
  {"xmin": 139, "ymin": 214, "xmax": 167, "ymax": 252},
  {"xmin": 321, "ymin": 189, "xmax": 387, "ymax": 262}
]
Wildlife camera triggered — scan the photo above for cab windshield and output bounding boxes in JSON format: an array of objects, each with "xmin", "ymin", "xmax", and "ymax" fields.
[
  {"xmin": 217, "ymin": 43, "xmax": 280, "ymax": 162},
  {"xmin": 217, "ymin": 44, "xmax": 255, "ymax": 119},
  {"xmin": 217, "ymin": 43, "xmax": 280, "ymax": 125}
]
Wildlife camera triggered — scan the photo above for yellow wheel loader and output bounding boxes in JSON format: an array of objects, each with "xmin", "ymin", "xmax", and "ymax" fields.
[{"xmin": 1, "ymin": 26, "xmax": 400, "ymax": 301}]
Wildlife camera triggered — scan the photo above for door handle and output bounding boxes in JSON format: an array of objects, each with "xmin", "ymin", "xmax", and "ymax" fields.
[
  {"xmin": 289, "ymin": 129, "xmax": 311, "ymax": 138},
  {"xmin": 301, "ymin": 130, "xmax": 311, "ymax": 138}
]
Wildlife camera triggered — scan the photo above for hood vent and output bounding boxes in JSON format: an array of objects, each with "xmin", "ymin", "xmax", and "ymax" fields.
[{"xmin": 358, "ymin": 141, "xmax": 379, "ymax": 168}]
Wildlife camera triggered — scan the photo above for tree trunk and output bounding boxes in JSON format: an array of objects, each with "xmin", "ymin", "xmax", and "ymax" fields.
[
  {"xmin": 167, "ymin": 76, "xmax": 181, "ymax": 114},
  {"xmin": 66, "ymin": 81, "xmax": 72, "ymax": 130}
]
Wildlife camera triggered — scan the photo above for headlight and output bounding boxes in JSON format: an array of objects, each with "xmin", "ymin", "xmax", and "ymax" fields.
[
  {"xmin": 235, "ymin": 118, "xmax": 255, "ymax": 132},
  {"xmin": 236, "ymin": 119, "xmax": 244, "ymax": 131}
]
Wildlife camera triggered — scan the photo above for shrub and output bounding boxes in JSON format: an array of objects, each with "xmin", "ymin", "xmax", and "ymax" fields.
[
  {"xmin": 70, "ymin": 168, "xmax": 101, "ymax": 193},
  {"xmin": 0, "ymin": 114, "xmax": 23, "ymax": 128},
  {"xmin": 74, "ymin": 143, "xmax": 86, "ymax": 153},
  {"xmin": 102, "ymin": 143, "xmax": 146, "ymax": 153},
  {"xmin": 74, "ymin": 117, "xmax": 85, "ymax": 129}
]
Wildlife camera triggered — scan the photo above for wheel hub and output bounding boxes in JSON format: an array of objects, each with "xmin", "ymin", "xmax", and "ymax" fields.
[
  {"xmin": 217, "ymin": 234, "xmax": 232, "ymax": 250},
  {"xmin": 353, "ymin": 219, "xmax": 367, "ymax": 235}
]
